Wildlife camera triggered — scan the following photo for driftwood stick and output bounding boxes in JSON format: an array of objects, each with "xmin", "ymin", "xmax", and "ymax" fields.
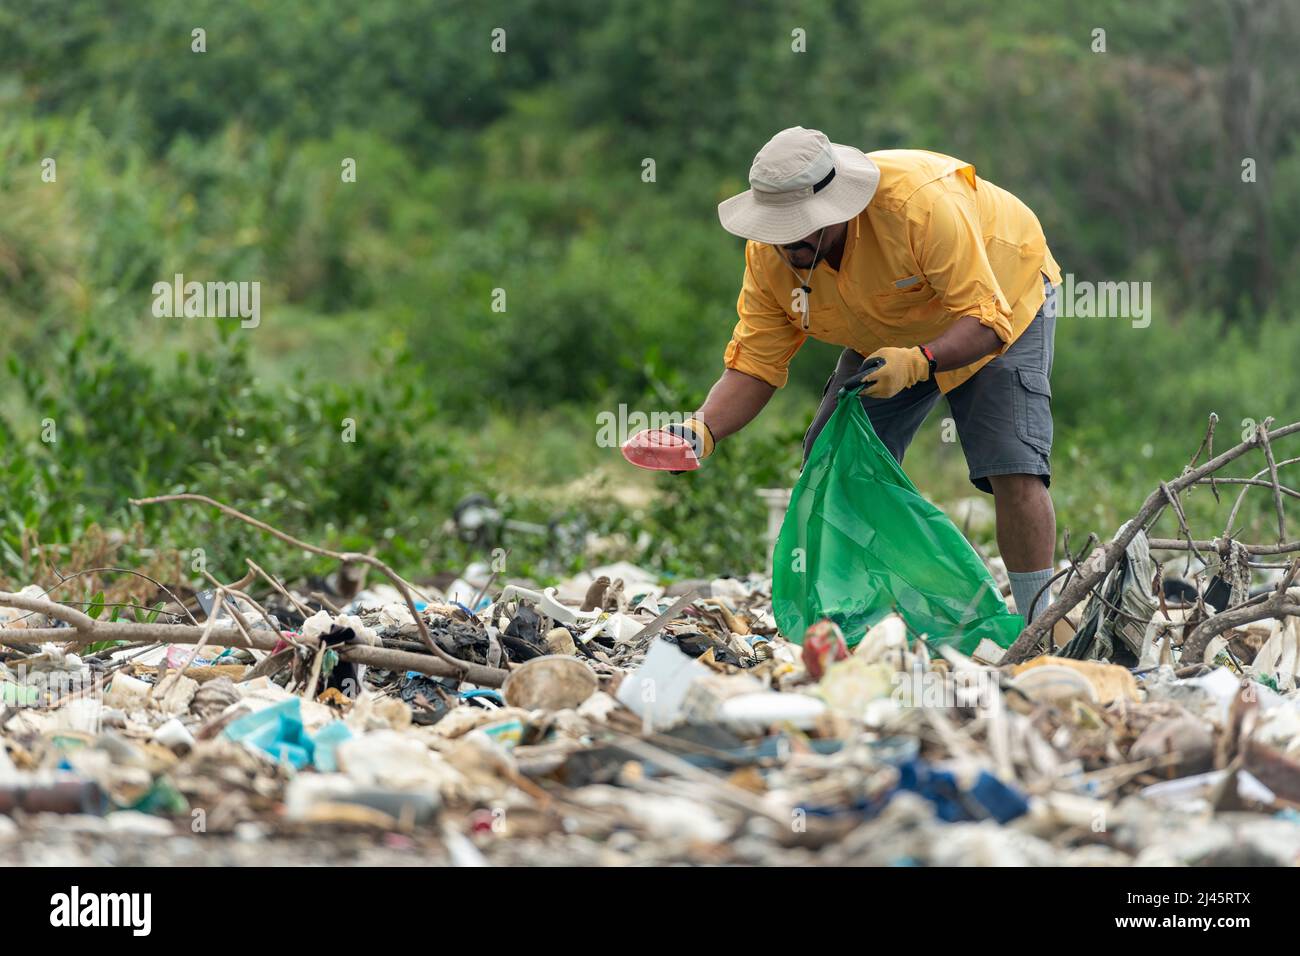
[
  {"xmin": 0, "ymin": 622, "xmax": 509, "ymax": 686},
  {"xmin": 1147, "ymin": 538, "xmax": 1300, "ymax": 554},
  {"xmin": 41, "ymin": 567, "xmax": 200, "ymax": 626},
  {"xmin": 0, "ymin": 590, "xmax": 96, "ymax": 634},
  {"xmin": 1257, "ymin": 421, "xmax": 1287, "ymax": 542},
  {"xmin": 1193, "ymin": 477, "xmax": 1300, "ymax": 499},
  {"xmin": 246, "ymin": 560, "xmax": 313, "ymax": 618}
]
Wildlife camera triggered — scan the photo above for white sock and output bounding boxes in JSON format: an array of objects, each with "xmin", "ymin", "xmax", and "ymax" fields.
[{"xmin": 1008, "ymin": 568, "xmax": 1055, "ymax": 623}]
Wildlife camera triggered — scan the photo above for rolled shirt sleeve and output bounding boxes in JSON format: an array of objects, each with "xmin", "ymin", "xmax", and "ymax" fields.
[
  {"xmin": 723, "ymin": 242, "xmax": 805, "ymax": 388},
  {"xmin": 908, "ymin": 186, "xmax": 1015, "ymax": 349}
]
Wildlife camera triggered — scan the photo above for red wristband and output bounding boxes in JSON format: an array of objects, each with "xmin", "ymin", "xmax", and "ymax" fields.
[{"xmin": 919, "ymin": 345, "xmax": 938, "ymax": 376}]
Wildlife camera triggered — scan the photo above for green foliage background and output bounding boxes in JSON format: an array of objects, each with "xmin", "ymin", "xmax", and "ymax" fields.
[{"xmin": 1, "ymin": 0, "xmax": 1297, "ymax": 589}]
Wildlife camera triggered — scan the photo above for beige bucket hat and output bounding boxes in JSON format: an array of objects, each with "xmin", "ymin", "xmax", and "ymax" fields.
[{"xmin": 717, "ymin": 127, "xmax": 880, "ymax": 244}]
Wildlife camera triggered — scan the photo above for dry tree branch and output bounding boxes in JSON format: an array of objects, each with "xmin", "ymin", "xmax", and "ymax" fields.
[
  {"xmin": 1005, "ymin": 419, "xmax": 1300, "ymax": 663},
  {"xmin": 1187, "ymin": 412, "xmax": 1220, "ymax": 502},
  {"xmin": 1145, "ymin": 538, "xmax": 1300, "ymax": 554},
  {"xmin": 196, "ymin": 569, "xmax": 299, "ymax": 670},
  {"xmin": 43, "ymin": 567, "xmax": 201, "ymax": 626},
  {"xmin": 130, "ymin": 493, "xmax": 471, "ymax": 677},
  {"xmin": 246, "ymin": 559, "xmax": 313, "ymax": 619},
  {"xmin": 0, "ymin": 620, "xmax": 509, "ymax": 687},
  {"xmin": 1186, "ymin": 412, "xmax": 1218, "ymax": 468},
  {"xmin": 223, "ymin": 584, "xmax": 291, "ymax": 642},
  {"xmin": 1255, "ymin": 421, "xmax": 1287, "ymax": 541},
  {"xmin": 0, "ymin": 567, "xmax": 198, "ymax": 630},
  {"xmin": 161, "ymin": 588, "xmax": 227, "ymax": 692},
  {"xmin": 0, "ymin": 590, "xmax": 96, "ymax": 634},
  {"xmin": 1060, "ymin": 530, "xmax": 1098, "ymax": 596},
  {"xmin": 1056, "ymin": 536, "xmax": 1156, "ymax": 629},
  {"xmin": 301, "ymin": 644, "xmax": 326, "ymax": 699},
  {"xmin": 1223, "ymin": 455, "xmax": 1300, "ymax": 539},
  {"xmin": 1181, "ymin": 559, "xmax": 1300, "ymax": 664},
  {"xmin": 310, "ymin": 591, "xmax": 343, "ymax": 614},
  {"xmin": 1159, "ymin": 480, "xmax": 1209, "ymax": 565},
  {"xmin": 1193, "ymin": 476, "xmax": 1300, "ymax": 500},
  {"xmin": 1028, "ymin": 566, "xmax": 1072, "ymax": 628}
]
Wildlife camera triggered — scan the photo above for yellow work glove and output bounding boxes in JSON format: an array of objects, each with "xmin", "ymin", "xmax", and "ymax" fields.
[
  {"xmin": 854, "ymin": 346, "xmax": 930, "ymax": 399},
  {"xmin": 665, "ymin": 418, "xmax": 715, "ymax": 459},
  {"xmin": 621, "ymin": 418, "xmax": 714, "ymax": 474}
]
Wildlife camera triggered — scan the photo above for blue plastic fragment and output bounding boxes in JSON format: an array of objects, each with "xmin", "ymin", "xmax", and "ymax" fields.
[
  {"xmin": 967, "ymin": 769, "xmax": 1031, "ymax": 823},
  {"xmin": 896, "ymin": 759, "xmax": 1028, "ymax": 823},
  {"xmin": 312, "ymin": 720, "xmax": 353, "ymax": 772},
  {"xmin": 222, "ymin": 698, "xmax": 351, "ymax": 770}
]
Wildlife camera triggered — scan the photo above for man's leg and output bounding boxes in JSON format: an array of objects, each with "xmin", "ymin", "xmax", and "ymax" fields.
[
  {"xmin": 991, "ymin": 474, "xmax": 1057, "ymax": 623},
  {"xmin": 948, "ymin": 277, "xmax": 1059, "ymax": 621},
  {"xmin": 803, "ymin": 347, "xmax": 942, "ymax": 467},
  {"xmin": 987, "ymin": 473, "xmax": 1056, "ymax": 572}
]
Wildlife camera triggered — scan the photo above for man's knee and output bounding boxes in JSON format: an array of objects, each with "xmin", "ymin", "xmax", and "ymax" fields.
[{"xmin": 987, "ymin": 473, "xmax": 1051, "ymax": 504}]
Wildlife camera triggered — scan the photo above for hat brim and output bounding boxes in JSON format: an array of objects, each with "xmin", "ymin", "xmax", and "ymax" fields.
[{"xmin": 717, "ymin": 144, "xmax": 880, "ymax": 245}]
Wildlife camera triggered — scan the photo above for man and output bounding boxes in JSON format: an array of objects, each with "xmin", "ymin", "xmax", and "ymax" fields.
[{"xmin": 634, "ymin": 127, "xmax": 1062, "ymax": 623}]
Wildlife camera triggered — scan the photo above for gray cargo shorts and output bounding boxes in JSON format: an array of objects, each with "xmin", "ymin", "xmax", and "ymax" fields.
[{"xmin": 802, "ymin": 275, "xmax": 1058, "ymax": 494}]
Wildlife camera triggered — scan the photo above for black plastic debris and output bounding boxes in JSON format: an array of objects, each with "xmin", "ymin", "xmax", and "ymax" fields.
[
  {"xmin": 395, "ymin": 673, "xmax": 460, "ymax": 725},
  {"xmin": 501, "ymin": 604, "xmax": 547, "ymax": 660}
]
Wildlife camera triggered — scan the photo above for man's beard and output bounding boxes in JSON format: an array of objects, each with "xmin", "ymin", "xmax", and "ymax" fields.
[{"xmin": 783, "ymin": 244, "xmax": 818, "ymax": 267}]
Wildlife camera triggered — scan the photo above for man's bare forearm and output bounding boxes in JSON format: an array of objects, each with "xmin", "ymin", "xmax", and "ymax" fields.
[
  {"xmin": 923, "ymin": 314, "xmax": 1004, "ymax": 372},
  {"xmin": 695, "ymin": 369, "xmax": 776, "ymax": 441}
]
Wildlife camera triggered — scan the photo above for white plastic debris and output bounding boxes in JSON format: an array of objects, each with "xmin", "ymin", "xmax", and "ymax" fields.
[
  {"xmin": 616, "ymin": 638, "xmax": 711, "ymax": 730},
  {"xmin": 153, "ymin": 717, "xmax": 195, "ymax": 751},
  {"xmin": 716, "ymin": 692, "xmax": 826, "ymax": 734},
  {"xmin": 337, "ymin": 730, "xmax": 464, "ymax": 793},
  {"xmin": 1249, "ymin": 616, "xmax": 1300, "ymax": 692},
  {"xmin": 497, "ymin": 585, "xmax": 599, "ymax": 625},
  {"xmin": 1140, "ymin": 768, "xmax": 1276, "ymax": 812},
  {"xmin": 300, "ymin": 609, "xmax": 336, "ymax": 640},
  {"xmin": 103, "ymin": 672, "xmax": 152, "ymax": 711}
]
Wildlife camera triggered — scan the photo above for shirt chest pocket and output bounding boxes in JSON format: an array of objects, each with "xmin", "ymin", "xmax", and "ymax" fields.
[{"xmin": 870, "ymin": 275, "xmax": 935, "ymax": 323}]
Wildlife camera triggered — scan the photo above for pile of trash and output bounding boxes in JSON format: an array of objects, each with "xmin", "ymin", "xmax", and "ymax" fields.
[{"xmin": 2, "ymin": 559, "xmax": 1299, "ymax": 867}]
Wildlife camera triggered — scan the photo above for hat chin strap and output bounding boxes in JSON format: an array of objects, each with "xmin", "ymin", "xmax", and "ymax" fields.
[{"xmin": 779, "ymin": 227, "xmax": 825, "ymax": 331}]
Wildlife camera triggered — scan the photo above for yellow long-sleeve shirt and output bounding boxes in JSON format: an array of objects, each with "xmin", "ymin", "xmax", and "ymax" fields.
[{"xmin": 724, "ymin": 149, "xmax": 1061, "ymax": 393}]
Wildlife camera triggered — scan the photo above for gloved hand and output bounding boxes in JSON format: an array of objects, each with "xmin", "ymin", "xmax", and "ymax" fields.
[
  {"xmin": 662, "ymin": 418, "xmax": 715, "ymax": 473},
  {"xmin": 850, "ymin": 346, "xmax": 930, "ymax": 399},
  {"xmin": 622, "ymin": 418, "xmax": 715, "ymax": 473}
]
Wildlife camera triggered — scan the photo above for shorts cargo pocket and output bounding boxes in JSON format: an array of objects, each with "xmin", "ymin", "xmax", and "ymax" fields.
[{"xmin": 1014, "ymin": 367, "xmax": 1053, "ymax": 454}]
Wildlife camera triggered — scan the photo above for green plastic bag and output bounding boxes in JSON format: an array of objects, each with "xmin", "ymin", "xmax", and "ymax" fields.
[{"xmin": 773, "ymin": 385, "xmax": 1023, "ymax": 654}]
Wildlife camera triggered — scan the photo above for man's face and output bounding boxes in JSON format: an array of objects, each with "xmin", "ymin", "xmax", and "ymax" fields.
[{"xmin": 778, "ymin": 222, "xmax": 846, "ymax": 270}]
